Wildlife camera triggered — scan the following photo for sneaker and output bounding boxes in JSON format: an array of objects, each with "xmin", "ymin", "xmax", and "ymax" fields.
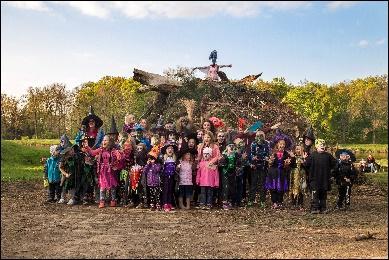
[
  {"xmin": 271, "ymin": 203, "xmax": 278, "ymax": 209},
  {"xmin": 136, "ymin": 203, "xmax": 144, "ymax": 209},
  {"xmin": 99, "ymin": 200, "xmax": 105, "ymax": 208},
  {"xmin": 163, "ymin": 204, "xmax": 171, "ymax": 212},
  {"xmin": 310, "ymin": 209, "xmax": 320, "ymax": 214},
  {"xmin": 58, "ymin": 198, "xmax": 65, "ymax": 204},
  {"xmin": 222, "ymin": 202, "xmax": 231, "ymax": 210},
  {"xmin": 110, "ymin": 200, "xmax": 117, "ymax": 207},
  {"xmin": 67, "ymin": 199, "xmax": 76, "ymax": 205},
  {"xmin": 259, "ymin": 202, "xmax": 266, "ymax": 209},
  {"xmin": 247, "ymin": 201, "xmax": 253, "ymax": 208},
  {"xmin": 156, "ymin": 204, "xmax": 161, "ymax": 211},
  {"xmin": 169, "ymin": 204, "xmax": 175, "ymax": 210},
  {"xmin": 205, "ymin": 204, "xmax": 212, "ymax": 210}
]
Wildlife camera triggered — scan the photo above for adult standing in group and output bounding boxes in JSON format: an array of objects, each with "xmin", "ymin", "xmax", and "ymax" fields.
[
  {"xmin": 75, "ymin": 106, "xmax": 105, "ymax": 149},
  {"xmin": 74, "ymin": 106, "xmax": 104, "ymax": 202}
]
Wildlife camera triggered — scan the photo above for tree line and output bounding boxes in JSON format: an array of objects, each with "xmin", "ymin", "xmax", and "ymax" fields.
[{"xmin": 1, "ymin": 73, "xmax": 387, "ymax": 144}]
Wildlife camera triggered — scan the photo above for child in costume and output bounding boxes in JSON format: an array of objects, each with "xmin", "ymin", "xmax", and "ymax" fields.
[
  {"xmin": 233, "ymin": 138, "xmax": 250, "ymax": 207},
  {"xmin": 288, "ymin": 145, "xmax": 308, "ymax": 210},
  {"xmin": 83, "ymin": 135, "xmax": 122, "ymax": 208},
  {"xmin": 43, "ymin": 145, "xmax": 62, "ymax": 202},
  {"xmin": 118, "ymin": 133, "xmax": 135, "ymax": 206},
  {"xmin": 122, "ymin": 114, "xmax": 136, "ymax": 134},
  {"xmin": 265, "ymin": 131, "xmax": 293, "ymax": 209},
  {"xmin": 334, "ymin": 152, "xmax": 356, "ymax": 210},
  {"xmin": 219, "ymin": 144, "xmax": 237, "ymax": 210},
  {"xmin": 304, "ymin": 139, "xmax": 337, "ymax": 214},
  {"xmin": 249, "ymin": 130, "xmax": 270, "ymax": 208},
  {"xmin": 160, "ymin": 140, "xmax": 178, "ymax": 212},
  {"xmin": 177, "ymin": 149, "xmax": 196, "ymax": 210},
  {"xmin": 196, "ymin": 131, "xmax": 220, "ymax": 210},
  {"xmin": 143, "ymin": 147, "xmax": 162, "ymax": 211},
  {"xmin": 130, "ymin": 142, "xmax": 148, "ymax": 208},
  {"xmin": 58, "ymin": 145, "xmax": 84, "ymax": 205}
]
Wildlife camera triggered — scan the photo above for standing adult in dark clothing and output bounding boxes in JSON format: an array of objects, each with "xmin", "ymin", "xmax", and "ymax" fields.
[{"xmin": 304, "ymin": 139, "xmax": 337, "ymax": 214}]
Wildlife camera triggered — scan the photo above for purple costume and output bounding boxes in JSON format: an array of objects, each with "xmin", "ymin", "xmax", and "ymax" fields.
[{"xmin": 265, "ymin": 150, "xmax": 290, "ymax": 192}]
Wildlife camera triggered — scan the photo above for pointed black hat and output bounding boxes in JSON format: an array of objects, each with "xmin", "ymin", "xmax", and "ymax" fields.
[
  {"xmin": 303, "ymin": 126, "xmax": 316, "ymax": 142},
  {"xmin": 81, "ymin": 106, "xmax": 103, "ymax": 128},
  {"xmin": 107, "ymin": 115, "xmax": 119, "ymax": 135}
]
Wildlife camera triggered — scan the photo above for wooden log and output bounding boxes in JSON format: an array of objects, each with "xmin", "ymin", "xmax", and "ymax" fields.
[{"xmin": 133, "ymin": 68, "xmax": 182, "ymax": 93}]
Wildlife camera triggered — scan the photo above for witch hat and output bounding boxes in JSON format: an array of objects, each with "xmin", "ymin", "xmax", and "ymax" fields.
[
  {"xmin": 81, "ymin": 106, "xmax": 103, "ymax": 128},
  {"xmin": 303, "ymin": 126, "xmax": 316, "ymax": 142},
  {"xmin": 107, "ymin": 115, "xmax": 119, "ymax": 135}
]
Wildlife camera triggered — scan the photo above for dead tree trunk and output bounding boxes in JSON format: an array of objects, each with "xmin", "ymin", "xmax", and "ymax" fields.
[{"xmin": 133, "ymin": 68, "xmax": 182, "ymax": 94}]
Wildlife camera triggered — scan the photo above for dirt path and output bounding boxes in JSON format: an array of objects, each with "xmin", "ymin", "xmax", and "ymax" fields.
[{"xmin": 1, "ymin": 181, "xmax": 388, "ymax": 259}]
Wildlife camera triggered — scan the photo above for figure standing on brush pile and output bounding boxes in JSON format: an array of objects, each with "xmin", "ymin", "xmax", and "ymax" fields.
[
  {"xmin": 192, "ymin": 50, "xmax": 232, "ymax": 82},
  {"xmin": 303, "ymin": 139, "xmax": 337, "ymax": 214}
]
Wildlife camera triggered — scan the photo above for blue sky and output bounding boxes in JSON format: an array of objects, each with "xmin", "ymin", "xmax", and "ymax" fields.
[{"xmin": 1, "ymin": 1, "xmax": 388, "ymax": 97}]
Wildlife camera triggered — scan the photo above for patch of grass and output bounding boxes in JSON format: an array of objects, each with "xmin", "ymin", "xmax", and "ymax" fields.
[
  {"xmin": 366, "ymin": 172, "xmax": 388, "ymax": 190},
  {"xmin": 338, "ymin": 144, "xmax": 388, "ymax": 153},
  {"xmin": 1, "ymin": 140, "xmax": 49, "ymax": 181},
  {"xmin": 12, "ymin": 139, "xmax": 59, "ymax": 147}
]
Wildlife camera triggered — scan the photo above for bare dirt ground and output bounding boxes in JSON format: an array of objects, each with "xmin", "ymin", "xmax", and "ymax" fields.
[{"xmin": 1, "ymin": 181, "xmax": 388, "ymax": 259}]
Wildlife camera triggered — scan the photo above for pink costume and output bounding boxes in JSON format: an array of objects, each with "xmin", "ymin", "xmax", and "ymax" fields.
[
  {"xmin": 196, "ymin": 144, "xmax": 220, "ymax": 187},
  {"xmin": 207, "ymin": 65, "xmax": 219, "ymax": 81},
  {"xmin": 88, "ymin": 147, "xmax": 121, "ymax": 189}
]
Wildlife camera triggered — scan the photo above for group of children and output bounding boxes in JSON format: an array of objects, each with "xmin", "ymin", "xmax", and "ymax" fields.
[{"xmin": 42, "ymin": 106, "xmax": 357, "ymax": 213}]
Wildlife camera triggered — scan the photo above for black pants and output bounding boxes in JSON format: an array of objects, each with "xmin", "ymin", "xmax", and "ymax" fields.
[
  {"xmin": 311, "ymin": 189, "xmax": 327, "ymax": 211},
  {"xmin": 291, "ymin": 193, "xmax": 304, "ymax": 207},
  {"xmin": 221, "ymin": 171, "xmax": 235, "ymax": 202},
  {"xmin": 48, "ymin": 182, "xmax": 62, "ymax": 200},
  {"xmin": 337, "ymin": 184, "xmax": 352, "ymax": 207},
  {"xmin": 242, "ymin": 166, "xmax": 251, "ymax": 200},
  {"xmin": 249, "ymin": 167, "xmax": 266, "ymax": 203},
  {"xmin": 270, "ymin": 190, "xmax": 284, "ymax": 204}
]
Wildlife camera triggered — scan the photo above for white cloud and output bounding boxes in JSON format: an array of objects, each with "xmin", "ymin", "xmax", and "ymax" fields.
[
  {"xmin": 54, "ymin": 1, "xmax": 110, "ymax": 19},
  {"xmin": 358, "ymin": 40, "xmax": 369, "ymax": 47},
  {"xmin": 3, "ymin": 1, "xmax": 50, "ymax": 12},
  {"xmin": 3, "ymin": 1, "xmax": 314, "ymax": 19},
  {"xmin": 327, "ymin": 1, "xmax": 358, "ymax": 10},
  {"xmin": 376, "ymin": 38, "xmax": 386, "ymax": 45}
]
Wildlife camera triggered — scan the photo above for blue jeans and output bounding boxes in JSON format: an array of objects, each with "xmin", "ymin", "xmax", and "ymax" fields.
[{"xmin": 200, "ymin": 187, "xmax": 213, "ymax": 206}]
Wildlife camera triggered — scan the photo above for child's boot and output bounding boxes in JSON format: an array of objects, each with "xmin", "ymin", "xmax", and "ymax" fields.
[
  {"xmin": 110, "ymin": 200, "xmax": 117, "ymax": 207},
  {"xmin": 99, "ymin": 200, "xmax": 105, "ymax": 208}
]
